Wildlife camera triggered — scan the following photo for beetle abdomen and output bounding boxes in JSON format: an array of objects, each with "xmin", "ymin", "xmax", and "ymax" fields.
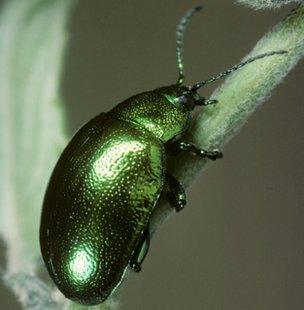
[{"xmin": 40, "ymin": 113, "xmax": 165, "ymax": 305}]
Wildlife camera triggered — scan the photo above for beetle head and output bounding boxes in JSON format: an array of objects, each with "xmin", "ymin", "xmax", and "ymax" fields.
[{"xmin": 156, "ymin": 84, "xmax": 207, "ymax": 111}]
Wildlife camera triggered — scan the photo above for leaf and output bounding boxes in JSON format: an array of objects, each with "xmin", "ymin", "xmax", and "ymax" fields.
[
  {"xmin": 236, "ymin": 0, "xmax": 304, "ymax": 9},
  {"xmin": 4, "ymin": 273, "xmax": 57, "ymax": 310},
  {"xmin": 182, "ymin": 4, "xmax": 304, "ymax": 184},
  {"xmin": 151, "ymin": 4, "xmax": 304, "ymax": 232},
  {"xmin": 0, "ymin": 0, "xmax": 74, "ymax": 273}
]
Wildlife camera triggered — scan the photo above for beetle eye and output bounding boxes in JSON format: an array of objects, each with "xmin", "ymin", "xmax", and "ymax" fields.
[{"xmin": 178, "ymin": 95, "xmax": 188, "ymax": 105}]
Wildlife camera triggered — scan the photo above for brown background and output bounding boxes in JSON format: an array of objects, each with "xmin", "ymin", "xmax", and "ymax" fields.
[{"xmin": 1, "ymin": 0, "xmax": 304, "ymax": 309}]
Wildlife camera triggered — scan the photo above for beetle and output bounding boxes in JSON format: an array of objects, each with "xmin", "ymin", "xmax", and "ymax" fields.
[{"xmin": 40, "ymin": 5, "xmax": 287, "ymax": 306}]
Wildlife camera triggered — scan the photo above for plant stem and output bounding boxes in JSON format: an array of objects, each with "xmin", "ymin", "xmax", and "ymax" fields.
[{"xmin": 150, "ymin": 4, "xmax": 304, "ymax": 232}]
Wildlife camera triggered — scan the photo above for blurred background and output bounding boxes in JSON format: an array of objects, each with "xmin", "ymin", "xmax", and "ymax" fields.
[{"xmin": 1, "ymin": 0, "xmax": 304, "ymax": 309}]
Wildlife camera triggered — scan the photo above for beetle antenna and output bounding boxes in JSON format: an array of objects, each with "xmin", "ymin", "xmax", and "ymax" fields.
[
  {"xmin": 191, "ymin": 50, "xmax": 288, "ymax": 92},
  {"xmin": 176, "ymin": 5, "xmax": 202, "ymax": 86}
]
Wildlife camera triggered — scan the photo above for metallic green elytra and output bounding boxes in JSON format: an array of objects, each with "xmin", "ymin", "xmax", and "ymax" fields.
[{"xmin": 40, "ymin": 6, "xmax": 287, "ymax": 306}]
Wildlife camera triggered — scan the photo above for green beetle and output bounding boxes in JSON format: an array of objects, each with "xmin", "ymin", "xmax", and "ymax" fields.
[{"xmin": 40, "ymin": 6, "xmax": 286, "ymax": 306}]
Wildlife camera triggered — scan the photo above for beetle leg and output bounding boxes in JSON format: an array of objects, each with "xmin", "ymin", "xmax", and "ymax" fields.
[
  {"xmin": 130, "ymin": 226, "xmax": 150, "ymax": 273},
  {"xmin": 165, "ymin": 173, "xmax": 187, "ymax": 212},
  {"xmin": 172, "ymin": 141, "xmax": 223, "ymax": 160},
  {"xmin": 196, "ymin": 97, "xmax": 218, "ymax": 106}
]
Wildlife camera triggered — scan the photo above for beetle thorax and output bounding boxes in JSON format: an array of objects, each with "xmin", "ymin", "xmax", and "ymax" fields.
[{"xmin": 109, "ymin": 87, "xmax": 191, "ymax": 142}]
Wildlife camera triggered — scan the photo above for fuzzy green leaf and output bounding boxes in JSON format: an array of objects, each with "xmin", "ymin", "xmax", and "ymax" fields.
[
  {"xmin": 151, "ymin": 4, "xmax": 304, "ymax": 232},
  {"xmin": 0, "ymin": 0, "xmax": 73, "ymax": 273},
  {"xmin": 237, "ymin": 0, "xmax": 304, "ymax": 9}
]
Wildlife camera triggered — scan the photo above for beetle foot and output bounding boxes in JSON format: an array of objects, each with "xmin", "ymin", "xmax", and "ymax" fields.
[
  {"xmin": 177, "ymin": 141, "xmax": 223, "ymax": 160},
  {"xmin": 130, "ymin": 262, "xmax": 142, "ymax": 273},
  {"xmin": 165, "ymin": 173, "xmax": 187, "ymax": 212},
  {"xmin": 196, "ymin": 98, "xmax": 218, "ymax": 106},
  {"xmin": 196, "ymin": 149, "xmax": 223, "ymax": 160}
]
